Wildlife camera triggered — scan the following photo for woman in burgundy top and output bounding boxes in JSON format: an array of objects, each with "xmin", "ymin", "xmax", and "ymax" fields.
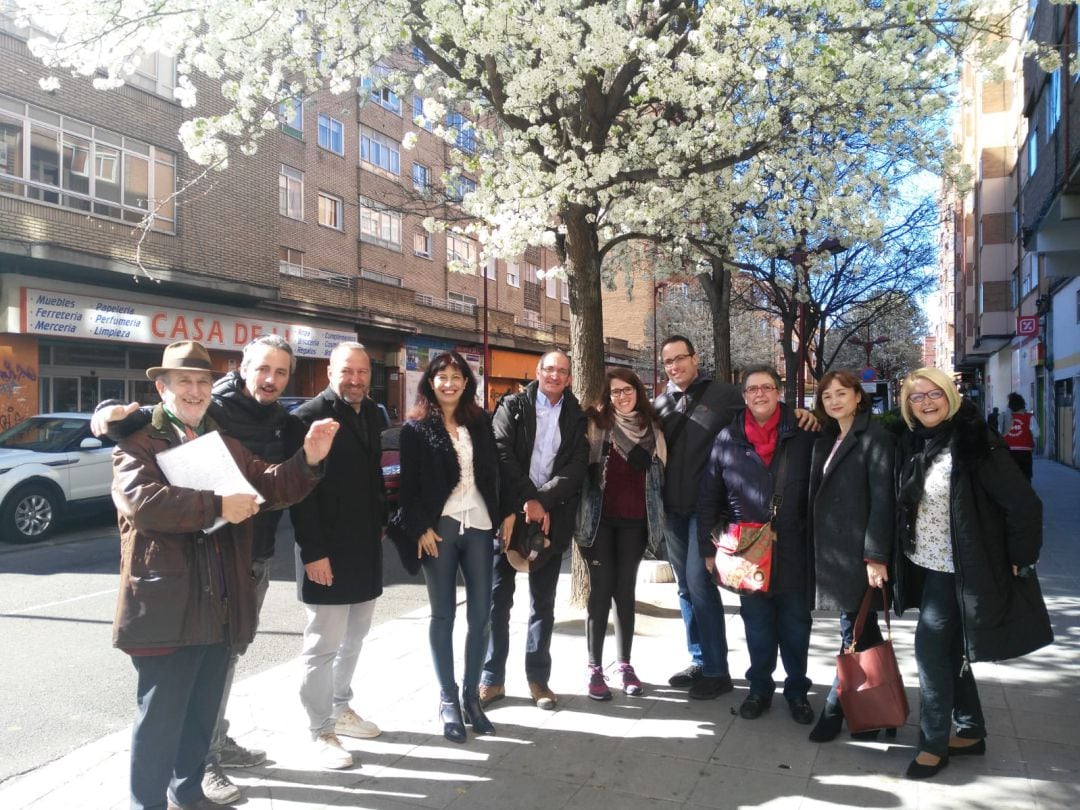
[{"xmin": 574, "ymin": 369, "xmax": 666, "ymax": 700}]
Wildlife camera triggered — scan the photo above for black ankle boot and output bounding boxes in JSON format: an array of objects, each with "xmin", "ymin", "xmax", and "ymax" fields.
[
  {"xmin": 462, "ymin": 688, "xmax": 496, "ymax": 735},
  {"xmin": 439, "ymin": 697, "xmax": 466, "ymax": 743},
  {"xmin": 808, "ymin": 708, "xmax": 844, "ymax": 742}
]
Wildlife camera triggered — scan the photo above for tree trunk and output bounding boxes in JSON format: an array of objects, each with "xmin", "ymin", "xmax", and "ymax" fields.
[
  {"xmin": 698, "ymin": 255, "xmax": 732, "ymax": 383},
  {"xmin": 559, "ymin": 204, "xmax": 606, "ymax": 407}
]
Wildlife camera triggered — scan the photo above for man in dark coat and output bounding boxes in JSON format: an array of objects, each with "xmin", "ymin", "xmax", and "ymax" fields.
[
  {"xmin": 111, "ymin": 340, "xmax": 334, "ymax": 810},
  {"xmin": 288, "ymin": 341, "xmax": 387, "ymax": 770},
  {"xmin": 697, "ymin": 365, "xmax": 816, "ymax": 724},
  {"xmin": 93, "ymin": 335, "xmax": 299, "ymax": 803},
  {"xmin": 479, "ymin": 349, "xmax": 588, "ymax": 710}
]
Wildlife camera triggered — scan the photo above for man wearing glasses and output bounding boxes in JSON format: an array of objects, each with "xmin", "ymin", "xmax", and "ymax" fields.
[
  {"xmin": 654, "ymin": 336, "xmax": 745, "ymax": 699},
  {"xmin": 480, "ymin": 350, "xmax": 588, "ymax": 710}
]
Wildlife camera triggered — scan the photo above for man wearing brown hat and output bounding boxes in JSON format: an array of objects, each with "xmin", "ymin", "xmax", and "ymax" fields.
[{"xmin": 111, "ymin": 340, "xmax": 339, "ymax": 810}]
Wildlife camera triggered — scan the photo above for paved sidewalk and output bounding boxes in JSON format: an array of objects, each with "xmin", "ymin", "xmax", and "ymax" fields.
[{"xmin": 2, "ymin": 460, "xmax": 1078, "ymax": 810}]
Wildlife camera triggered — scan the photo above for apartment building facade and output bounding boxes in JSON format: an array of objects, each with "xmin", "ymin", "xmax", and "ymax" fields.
[{"xmin": 0, "ymin": 21, "xmax": 643, "ymax": 424}]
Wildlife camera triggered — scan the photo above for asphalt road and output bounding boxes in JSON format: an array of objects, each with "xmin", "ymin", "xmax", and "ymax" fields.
[{"xmin": 0, "ymin": 508, "xmax": 428, "ymax": 784}]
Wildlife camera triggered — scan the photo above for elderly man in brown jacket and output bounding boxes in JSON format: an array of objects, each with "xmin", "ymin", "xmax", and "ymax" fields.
[{"xmin": 111, "ymin": 340, "xmax": 338, "ymax": 810}]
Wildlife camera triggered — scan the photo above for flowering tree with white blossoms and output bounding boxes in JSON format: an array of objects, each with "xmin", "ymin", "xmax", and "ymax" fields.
[{"xmin": 12, "ymin": 0, "xmax": 1016, "ymax": 402}]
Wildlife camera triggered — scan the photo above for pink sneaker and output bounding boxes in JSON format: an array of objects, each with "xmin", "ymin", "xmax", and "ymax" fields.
[
  {"xmin": 619, "ymin": 663, "xmax": 644, "ymax": 697},
  {"xmin": 587, "ymin": 665, "xmax": 612, "ymax": 701}
]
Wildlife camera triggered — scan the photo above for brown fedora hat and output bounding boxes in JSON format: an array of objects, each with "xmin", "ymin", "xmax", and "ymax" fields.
[{"xmin": 146, "ymin": 340, "xmax": 222, "ymax": 380}]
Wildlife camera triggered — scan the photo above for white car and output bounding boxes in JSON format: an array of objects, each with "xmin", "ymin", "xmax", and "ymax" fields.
[{"xmin": 0, "ymin": 413, "xmax": 115, "ymax": 543}]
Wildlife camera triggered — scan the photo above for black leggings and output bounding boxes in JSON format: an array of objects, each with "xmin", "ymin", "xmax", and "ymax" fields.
[{"xmin": 582, "ymin": 518, "xmax": 648, "ymax": 666}]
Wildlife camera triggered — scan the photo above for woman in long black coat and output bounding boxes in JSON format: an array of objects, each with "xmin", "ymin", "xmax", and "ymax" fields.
[
  {"xmin": 894, "ymin": 367, "xmax": 1051, "ymax": 780},
  {"xmin": 807, "ymin": 370, "xmax": 895, "ymax": 742}
]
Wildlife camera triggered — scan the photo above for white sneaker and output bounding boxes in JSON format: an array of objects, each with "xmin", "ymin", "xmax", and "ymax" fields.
[
  {"xmin": 201, "ymin": 763, "xmax": 241, "ymax": 804},
  {"xmin": 313, "ymin": 732, "xmax": 354, "ymax": 770},
  {"xmin": 335, "ymin": 707, "xmax": 381, "ymax": 739}
]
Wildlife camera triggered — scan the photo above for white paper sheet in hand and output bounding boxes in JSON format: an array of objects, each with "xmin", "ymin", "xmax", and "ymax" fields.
[{"xmin": 155, "ymin": 431, "xmax": 265, "ymax": 533}]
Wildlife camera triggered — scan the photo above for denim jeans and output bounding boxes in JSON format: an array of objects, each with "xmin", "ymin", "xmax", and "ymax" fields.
[
  {"xmin": 914, "ymin": 566, "xmax": 986, "ymax": 756},
  {"xmin": 129, "ymin": 643, "xmax": 230, "ymax": 810},
  {"xmin": 739, "ymin": 590, "xmax": 812, "ymax": 701},
  {"xmin": 664, "ymin": 511, "xmax": 729, "ymax": 677},
  {"xmin": 422, "ymin": 516, "xmax": 494, "ymax": 696},
  {"xmin": 299, "ymin": 599, "xmax": 376, "ymax": 737},
  {"xmin": 207, "ymin": 556, "xmax": 272, "ymax": 764},
  {"xmin": 482, "ymin": 546, "xmax": 562, "ymax": 686},
  {"xmin": 823, "ymin": 608, "xmax": 883, "ymax": 714}
]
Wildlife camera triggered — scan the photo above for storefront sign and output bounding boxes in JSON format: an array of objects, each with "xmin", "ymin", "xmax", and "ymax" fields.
[{"xmin": 20, "ymin": 288, "xmax": 356, "ymax": 358}]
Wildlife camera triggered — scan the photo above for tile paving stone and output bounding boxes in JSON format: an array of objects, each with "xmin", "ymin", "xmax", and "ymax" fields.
[{"xmin": 442, "ymin": 769, "xmax": 578, "ymax": 810}]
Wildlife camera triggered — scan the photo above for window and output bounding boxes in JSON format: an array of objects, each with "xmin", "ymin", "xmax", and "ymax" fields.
[
  {"xmin": 524, "ymin": 262, "xmax": 540, "ymax": 283},
  {"xmin": 448, "ymin": 291, "xmax": 477, "ymax": 314},
  {"xmin": 317, "ymin": 192, "xmax": 343, "ymax": 229},
  {"xmin": 279, "ymin": 164, "xmax": 303, "ymax": 219},
  {"xmin": 561, "ymin": 279, "xmax": 569, "ymax": 304},
  {"xmin": 412, "ymin": 162, "xmax": 430, "ymax": 193},
  {"xmin": 484, "ymin": 257, "xmax": 496, "ymax": 280},
  {"xmin": 359, "ymin": 127, "xmax": 400, "ymax": 175},
  {"xmin": 412, "ymin": 46, "xmax": 429, "ymax": 65},
  {"xmin": 317, "ymin": 114, "xmax": 344, "ymax": 154},
  {"xmin": 129, "ymin": 52, "xmax": 177, "ymax": 100},
  {"xmin": 361, "ymin": 68, "xmax": 402, "ymax": 114},
  {"xmin": 446, "ymin": 112, "xmax": 475, "ymax": 154},
  {"xmin": 546, "ymin": 272, "xmax": 558, "ymax": 298},
  {"xmin": 278, "ymin": 97, "xmax": 303, "ymax": 138},
  {"xmin": 1046, "ymin": 69, "xmax": 1061, "ymax": 134},
  {"xmin": 1028, "ymin": 129, "xmax": 1038, "ymax": 179},
  {"xmin": 412, "ymin": 96, "xmax": 432, "ymax": 131},
  {"xmin": 359, "ymin": 196, "xmax": 401, "ymax": 249},
  {"xmin": 278, "ymin": 246, "xmax": 304, "ymax": 277},
  {"xmin": 447, "ymin": 232, "xmax": 478, "ymax": 268},
  {"xmin": 507, "ymin": 262, "xmax": 520, "ymax": 287},
  {"xmin": 413, "ymin": 230, "xmax": 432, "ymax": 258},
  {"xmin": 0, "ymin": 94, "xmax": 176, "ymax": 231},
  {"xmin": 448, "ymin": 175, "xmax": 476, "ymax": 202}
]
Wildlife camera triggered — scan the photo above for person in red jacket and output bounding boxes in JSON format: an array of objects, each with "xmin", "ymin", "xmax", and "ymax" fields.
[{"xmin": 1003, "ymin": 392, "xmax": 1038, "ymax": 481}]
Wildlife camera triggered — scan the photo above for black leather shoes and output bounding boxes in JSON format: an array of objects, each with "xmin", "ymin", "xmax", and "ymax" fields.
[
  {"xmin": 738, "ymin": 693, "xmax": 772, "ymax": 719},
  {"xmin": 948, "ymin": 738, "xmax": 986, "ymax": 756},
  {"xmin": 688, "ymin": 674, "xmax": 734, "ymax": 700},
  {"xmin": 788, "ymin": 697, "xmax": 815, "ymax": 725},
  {"xmin": 905, "ymin": 753, "xmax": 948, "ymax": 779},
  {"xmin": 439, "ymin": 698, "xmax": 466, "ymax": 744},
  {"xmin": 808, "ymin": 709, "xmax": 844, "ymax": 742},
  {"xmin": 668, "ymin": 664, "xmax": 704, "ymax": 688},
  {"xmin": 462, "ymin": 689, "xmax": 496, "ymax": 735}
]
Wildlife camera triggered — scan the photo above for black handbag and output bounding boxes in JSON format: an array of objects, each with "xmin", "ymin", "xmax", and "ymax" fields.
[{"xmin": 385, "ymin": 509, "xmax": 422, "ymax": 577}]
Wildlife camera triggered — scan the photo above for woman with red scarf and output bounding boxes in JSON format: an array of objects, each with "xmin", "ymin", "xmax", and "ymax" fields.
[{"xmin": 696, "ymin": 365, "xmax": 817, "ymax": 724}]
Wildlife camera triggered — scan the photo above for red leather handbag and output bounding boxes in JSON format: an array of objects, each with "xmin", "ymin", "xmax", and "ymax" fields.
[{"xmin": 836, "ymin": 587, "xmax": 910, "ymax": 733}]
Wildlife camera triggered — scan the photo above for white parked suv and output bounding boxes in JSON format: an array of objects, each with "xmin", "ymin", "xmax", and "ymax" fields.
[{"xmin": 0, "ymin": 413, "xmax": 115, "ymax": 543}]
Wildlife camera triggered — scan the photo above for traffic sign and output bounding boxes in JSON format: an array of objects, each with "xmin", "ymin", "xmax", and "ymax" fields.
[{"xmin": 860, "ymin": 366, "xmax": 877, "ymax": 382}]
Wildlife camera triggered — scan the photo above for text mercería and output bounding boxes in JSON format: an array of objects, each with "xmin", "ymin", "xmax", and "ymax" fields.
[{"xmin": 151, "ymin": 313, "xmax": 291, "ymax": 346}]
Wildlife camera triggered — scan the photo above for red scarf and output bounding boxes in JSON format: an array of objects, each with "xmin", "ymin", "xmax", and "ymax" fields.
[{"xmin": 744, "ymin": 407, "xmax": 781, "ymax": 467}]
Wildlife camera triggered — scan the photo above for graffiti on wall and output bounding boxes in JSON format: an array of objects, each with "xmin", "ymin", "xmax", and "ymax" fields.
[{"xmin": 0, "ymin": 343, "xmax": 38, "ymax": 431}]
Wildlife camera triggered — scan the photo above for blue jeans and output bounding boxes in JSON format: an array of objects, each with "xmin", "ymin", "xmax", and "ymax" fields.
[
  {"xmin": 823, "ymin": 609, "xmax": 883, "ymax": 714},
  {"xmin": 129, "ymin": 643, "xmax": 230, "ymax": 810},
  {"xmin": 482, "ymin": 545, "xmax": 562, "ymax": 686},
  {"xmin": 422, "ymin": 517, "xmax": 494, "ymax": 696},
  {"xmin": 914, "ymin": 567, "xmax": 986, "ymax": 757},
  {"xmin": 664, "ymin": 511, "xmax": 729, "ymax": 677},
  {"xmin": 739, "ymin": 590, "xmax": 812, "ymax": 701}
]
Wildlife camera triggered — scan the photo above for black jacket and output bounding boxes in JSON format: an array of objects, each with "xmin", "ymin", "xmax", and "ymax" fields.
[
  {"xmin": 893, "ymin": 401, "xmax": 1052, "ymax": 662},
  {"xmin": 696, "ymin": 404, "xmax": 815, "ymax": 594},
  {"xmin": 655, "ymin": 376, "xmax": 743, "ymax": 514},
  {"xmin": 288, "ymin": 387, "xmax": 386, "ymax": 605},
  {"xmin": 98, "ymin": 369, "xmax": 292, "ymax": 560},
  {"xmin": 396, "ymin": 413, "xmax": 500, "ymax": 544},
  {"xmin": 808, "ymin": 410, "xmax": 895, "ymax": 613},
  {"xmin": 492, "ymin": 381, "xmax": 588, "ymax": 555}
]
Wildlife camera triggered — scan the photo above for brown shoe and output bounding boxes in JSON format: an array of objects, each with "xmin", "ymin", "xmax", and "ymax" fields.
[
  {"xmin": 478, "ymin": 683, "xmax": 505, "ymax": 708},
  {"xmin": 528, "ymin": 681, "xmax": 558, "ymax": 710}
]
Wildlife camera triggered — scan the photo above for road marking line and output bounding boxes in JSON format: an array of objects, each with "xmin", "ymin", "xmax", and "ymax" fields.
[{"xmin": 8, "ymin": 588, "xmax": 116, "ymax": 615}]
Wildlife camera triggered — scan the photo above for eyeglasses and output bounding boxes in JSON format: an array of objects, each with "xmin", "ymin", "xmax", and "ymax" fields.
[
  {"xmin": 744, "ymin": 384, "xmax": 778, "ymax": 395},
  {"xmin": 908, "ymin": 389, "xmax": 946, "ymax": 404},
  {"xmin": 540, "ymin": 366, "xmax": 570, "ymax": 377},
  {"xmin": 609, "ymin": 386, "xmax": 635, "ymax": 399},
  {"xmin": 662, "ymin": 353, "xmax": 693, "ymax": 367}
]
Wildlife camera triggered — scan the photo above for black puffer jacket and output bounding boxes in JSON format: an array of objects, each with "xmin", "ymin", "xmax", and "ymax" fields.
[
  {"xmin": 808, "ymin": 411, "xmax": 895, "ymax": 612},
  {"xmin": 395, "ymin": 413, "xmax": 501, "ymax": 543},
  {"xmin": 493, "ymin": 382, "xmax": 588, "ymax": 555},
  {"xmin": 696, "ymin": 404, "xmax": 815, "ymax": 594},
  {"xmin": 893, "ymin": 401, "xmax": 1052, "ymax": 662}
]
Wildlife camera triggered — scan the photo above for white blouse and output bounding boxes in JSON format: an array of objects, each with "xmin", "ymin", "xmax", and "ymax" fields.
[
  {"xmin": 905, "ymin": 452, "xmax": 955, "ymax": 573},
  {"xmin": 441, "ymin": 426, "xmax": 492, "ymax": 531}
]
